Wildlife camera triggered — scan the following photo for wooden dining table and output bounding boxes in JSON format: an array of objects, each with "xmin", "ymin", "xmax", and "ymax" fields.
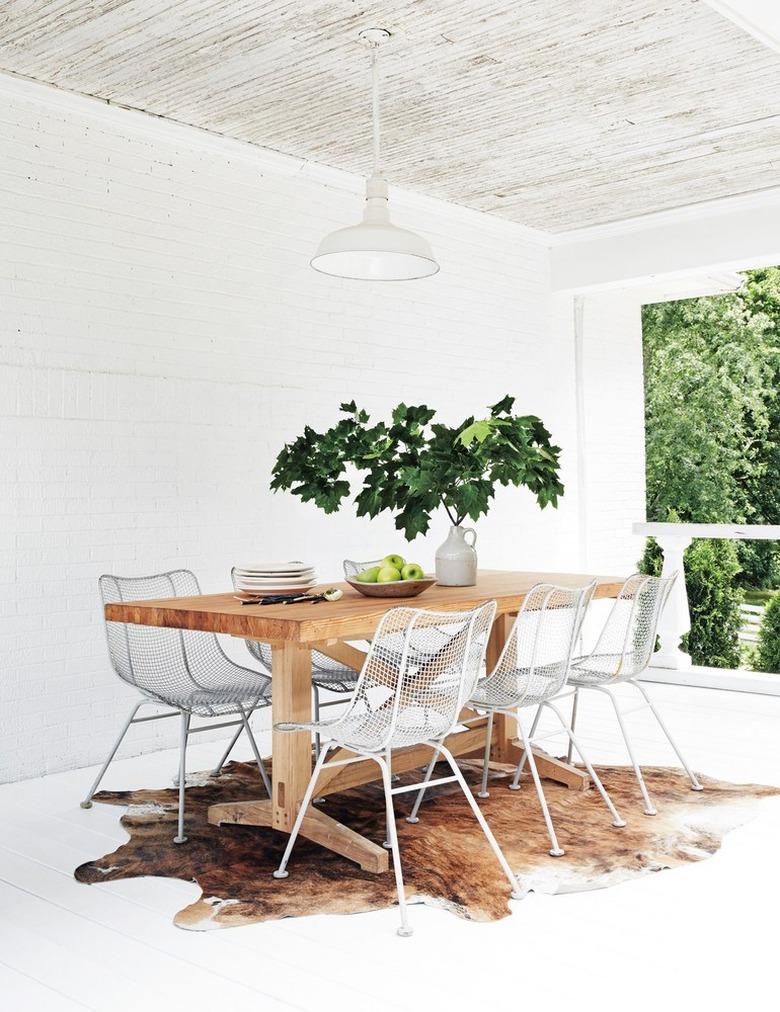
[{"xmin": 105, "ymin": 569, "xmax": 624, "ymax": 874}]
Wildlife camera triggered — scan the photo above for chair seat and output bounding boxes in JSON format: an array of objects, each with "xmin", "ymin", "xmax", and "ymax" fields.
[
  {"xmin": 569, "ymin": 652, "xmax": 635, "ymax": 686},
  {"xmin": 139, "ymin": 664, "xmax": 272, "ymax": 717},
  {"xmin": 311, "ymin": 666, "xmax": 360, "ymax": 693},
  {"xmin": 469, "ymin": 661, "xmax": 572, "ymax": 711},
  {"xmin": 276, "ymin": 706, "xmax": 452, "ymax": 753},
  {"xmin": 468, "ymin": 682, "xmax": 527, "ymax": 710}
]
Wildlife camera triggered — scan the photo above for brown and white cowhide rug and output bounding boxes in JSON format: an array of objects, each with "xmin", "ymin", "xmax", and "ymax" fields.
[{"xmin": 75, "ymin": 760, "xmax": 778, "ymax": 930}]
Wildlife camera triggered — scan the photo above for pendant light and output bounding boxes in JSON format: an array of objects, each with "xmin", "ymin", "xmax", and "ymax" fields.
[{"xmin": 311, "ymin": 28, "xmax": 439, "ymax": 281}]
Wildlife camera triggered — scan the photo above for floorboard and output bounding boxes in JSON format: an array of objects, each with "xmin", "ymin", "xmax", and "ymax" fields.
[
  {"xmin": 0, "ymin": 960, "xmax": 94, "ymax": 1011},
  {"xmin": 1, "ymin": 683, "xmax": 778, "ymax": 1012}
]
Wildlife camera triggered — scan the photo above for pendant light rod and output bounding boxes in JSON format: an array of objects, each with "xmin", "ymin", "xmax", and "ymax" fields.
[
  {"xmin": 371, "ymin": 44, "xmax": 380, "ymax": 174},
  {"xmin": 360, "ymin": 27, "xmax": 390, "ymax": 176}
]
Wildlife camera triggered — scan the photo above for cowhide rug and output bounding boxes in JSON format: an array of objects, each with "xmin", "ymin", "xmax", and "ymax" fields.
[{"xmin": 74, "ymin": 759, "xmax": 779, "ymax": 930}]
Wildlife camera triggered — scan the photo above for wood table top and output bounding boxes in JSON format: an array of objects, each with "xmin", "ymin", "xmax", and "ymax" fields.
[{"xmin": 104, "ymin": 570, "xmax": 626, "ymax": 644}]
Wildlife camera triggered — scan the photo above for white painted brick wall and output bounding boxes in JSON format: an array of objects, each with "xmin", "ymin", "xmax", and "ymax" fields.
[
  {"xmin": 579, "ymin": 292, "xmax": 647, "ymax": 574},
  {"xmin": 0, "ymin": 76, "xmax": 590, "ymax": 782}
]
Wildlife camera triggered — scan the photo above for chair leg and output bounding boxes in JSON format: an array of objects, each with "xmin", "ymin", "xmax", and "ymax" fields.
[
  {"xmin": 382, "ymin": 752, "xmax": 394, "ymax": 849},
  {"xmin": 174, "ymin": 711, "xmax": 191, "ymax": 844},
  {"xmin": 210, "ymin": 722, "xmax": 244, "ymax": 777},
  {"xmin": 516, "ymin": 718, "xmax": 565, "ymax": 856},
  {"xmin": 543, "ymin": 701, "xmax": 626, "ymax": 828},
  {"xmin": 237, "ymin": 704, "xmax": 272, "ymax": 798},
  {"xmin": 377, "ymin": 751, "xmax": 413, "ymax": 937},
  {"xmin": 273, "ymin": 744, "xmax": 332, "ymax": 879},
  {"xmin": 406, "ymin": 746, "xmax": 440, "ymax": 824},
  {"xmin": 312, "ymin": 687, "xmax": 330, "ymax": 805},
  {"xmin": 508, "ymin": 703, "xmax": 543, "ymax": 790},
  {"xmin": 437, "ymin": 744, "xmax": 522, "ymax": 898},
  {"xmin": 477, "ymin": 710, "xmax": 495, "ymax": 799},
  {"xmin": 631, "ymin": 680, "xmax": 703, "ymax": 791},
  {"xmin": 80, "ymin": 700, "xmax": 144, "ymax": 808},
  {"xmin": 566, "ymin": 688, "xmax": 580, "ymax": 764},
  {"xmin": 599, "ymin": 686, "xmax": 657, "ymax": 816},
  {"xmin": 312, "ymin": 685, "xmax": 321, "ymax": 761}
]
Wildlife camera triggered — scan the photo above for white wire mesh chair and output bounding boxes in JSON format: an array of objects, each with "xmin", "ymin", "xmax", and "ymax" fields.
[
  {"xmin": 232, "ymin": 564, "xmax": 370, "ymax": 758},
  {"xmin": 271, "ymin": 600, "xmax": 522, "ymax": 937},
  {"xmin": 408, "ymin": 582, "xmax": 625, "ymax": 857},
  {"xmin": 82, "ymin": 570, "xmax": 273, "ymax": 843},
  {"xmin": 566, "ymin": 572, "xmax": 703, "ymax": 816}
]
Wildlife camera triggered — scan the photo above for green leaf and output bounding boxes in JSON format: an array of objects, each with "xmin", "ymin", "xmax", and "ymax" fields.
[
  {"xmin": 489, "ymin": 394, "xmax": 515, "ymax": 416},
  {"xmin": 394, "ymin": 502, "xmax": 432, "ymax": 540},
  {"xmin": 458, "ymin": 419, "xmax": 494, "ymax": 446}
]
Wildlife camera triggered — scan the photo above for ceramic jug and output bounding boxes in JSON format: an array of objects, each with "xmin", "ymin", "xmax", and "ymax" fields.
[{"xmin": 435, "ymin": 525, "xmax": 478, "ymax": 586}]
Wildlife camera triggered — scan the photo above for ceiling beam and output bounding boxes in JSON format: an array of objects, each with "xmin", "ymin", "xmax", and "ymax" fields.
[{"xmin": 550, "ymin": 192, "xmax": 780, "ymax": 292}]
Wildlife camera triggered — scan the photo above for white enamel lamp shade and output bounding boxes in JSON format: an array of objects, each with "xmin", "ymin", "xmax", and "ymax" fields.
[{"xmin": 312, "ymin": 175, "xmax": 439, "ymax": 281}]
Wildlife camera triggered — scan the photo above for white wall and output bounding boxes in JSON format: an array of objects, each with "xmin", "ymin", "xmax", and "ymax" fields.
[
  {"xmin": 552, "ymin": 291, "xmax": 647, "ymax": 576},
  {"xmin": 578, "ymin": 294, "xmax": 647, "ymax": 573},
  {"xmin": 0, "ymin": 76, "xmax": 590, "ymax": 782}
]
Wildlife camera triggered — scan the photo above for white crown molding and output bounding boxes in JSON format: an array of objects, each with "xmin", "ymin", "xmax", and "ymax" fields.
[
  {"xmin": 0, "ymin": 68, "xmax": 553, "ymax": 248},
  {"xmin": 704, "ymin": 0, "xmax": 780, "ymax": 56},
  {"xmin": 546, "ymin": 184, "xmax": 780, "ymax": 245},
  {"xmin": 551, "ymin": 197, "xmax": 780, "ymax": 293}
]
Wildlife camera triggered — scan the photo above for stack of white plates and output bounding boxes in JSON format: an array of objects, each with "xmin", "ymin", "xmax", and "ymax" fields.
[{"xmin": 233, "ymin": 561, "xmax": 317, "ymax": 594}]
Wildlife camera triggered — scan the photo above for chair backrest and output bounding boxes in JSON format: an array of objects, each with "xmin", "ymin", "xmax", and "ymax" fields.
[
  {"xmin": 345, "ymin": 600, "xmax": 497, "ymax": 750},
  {"xmin": 581, "ymin": 572, "xmax": 676, "ymax": 679},
  {"xmin": 99, "ymin": 570, "xmax": 231, "ymax": 703},
  {"xmin": 230, "ymin": 567, "xmax": 272, "ymax": 669},
  {"xmin": 488, "ymin": 582, "xmax": 596, "ymax": 705},
  {"xmin": 343, "ymin": 558, "xmax": 383, "ymax": 579}
]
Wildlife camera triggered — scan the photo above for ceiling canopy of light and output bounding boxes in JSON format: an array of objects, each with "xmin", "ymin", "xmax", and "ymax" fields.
[{"xmin": 311, "ymin": 28, "xmax": 440, "ymax": 282}]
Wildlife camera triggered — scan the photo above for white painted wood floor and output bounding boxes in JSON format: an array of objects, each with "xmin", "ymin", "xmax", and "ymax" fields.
[{"xmin": 1, "ymin": 682, "xmax": 779, "ymax": 1012}]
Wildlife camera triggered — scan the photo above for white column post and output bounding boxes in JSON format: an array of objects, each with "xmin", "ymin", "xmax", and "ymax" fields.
[{"xmin": 653, "ymin": 533, "xmax": 693, "ymax": 669}]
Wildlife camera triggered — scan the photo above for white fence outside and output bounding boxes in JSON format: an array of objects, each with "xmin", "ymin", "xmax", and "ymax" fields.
[
  {"xmin": 738, "ymin": 603, "xmax": 765, "ymax": 645},
  {"xmin": 633, "ymin": 522, "xmax": 780, "ymax": 696}
]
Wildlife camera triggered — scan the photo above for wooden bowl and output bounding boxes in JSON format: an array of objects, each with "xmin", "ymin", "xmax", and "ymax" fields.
[{"xmin": 346, "ymin": 577, "xmax": 436, "ymax": 599}]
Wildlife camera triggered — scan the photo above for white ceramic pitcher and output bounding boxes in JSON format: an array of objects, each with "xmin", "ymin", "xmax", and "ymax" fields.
[{"xmin": 435, "ymin": 525, "xmax": 478, "ymax": 586}]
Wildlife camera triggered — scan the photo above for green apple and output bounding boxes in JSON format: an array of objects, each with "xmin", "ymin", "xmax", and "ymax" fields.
[
  {"xmin": 356, "ymin": 566, "xmax": 380, "ymax": 583},
  {"xmin": 401, "ymin": 562, "xmax": 424, "ymax": 580},
  {"xmin": 383, "ymin": 554, "xmax": 405, "ymax": 571},
  {"xmin": 377, "ymin": 566, "xmax": 402, "ymax": 583}
]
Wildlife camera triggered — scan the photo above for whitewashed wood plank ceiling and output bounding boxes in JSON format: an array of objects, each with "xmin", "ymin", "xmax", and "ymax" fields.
[{"xmin": 1, "ymin": 0, "xmax": 779, "ymax": 231}]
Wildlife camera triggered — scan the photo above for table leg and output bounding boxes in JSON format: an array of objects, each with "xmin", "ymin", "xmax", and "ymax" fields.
[
  {"xmin": 486, "ymin": 615, "xmax": 518, "ymax": 762},
  {"xmin": 270, "ymin": 641, "xmax": 315, "ymax": 832},
  {"xmin": 207, "ymin": 640, "xmax": 389, "ymax": 873}
]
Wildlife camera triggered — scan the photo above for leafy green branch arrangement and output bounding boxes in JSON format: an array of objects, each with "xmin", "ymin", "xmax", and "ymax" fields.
[{"xmin": 270, "ymin": 395, "xmax": 564, "ymax": 540}]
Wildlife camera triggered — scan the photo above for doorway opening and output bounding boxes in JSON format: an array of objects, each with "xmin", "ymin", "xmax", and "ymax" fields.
[{"xmin": 640, "ymin": 267, "xmax": 780, "ymax": 677}]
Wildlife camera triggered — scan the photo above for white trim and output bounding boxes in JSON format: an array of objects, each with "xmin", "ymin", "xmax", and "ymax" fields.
[
  {"xmin": 704, "ymin": 1, "xmax": 780, "ymax": 57},
  {"xmin": 548, "ymin": 184, "xmax": 780, "ymax": 245},
  {"xmin": 634, "ymin": 522, "xmax": 780, "ymax": 541},
  {"xmin": 551, "ymin": 200, "xmax": 780, "ymax": 292},
  {"xmin": 642, "ymin": 664, "xmax": 780, "ymax": 697},
  {"xmin": 573, "ymin": 295, "xmax": 589, "ymax": 570}
]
